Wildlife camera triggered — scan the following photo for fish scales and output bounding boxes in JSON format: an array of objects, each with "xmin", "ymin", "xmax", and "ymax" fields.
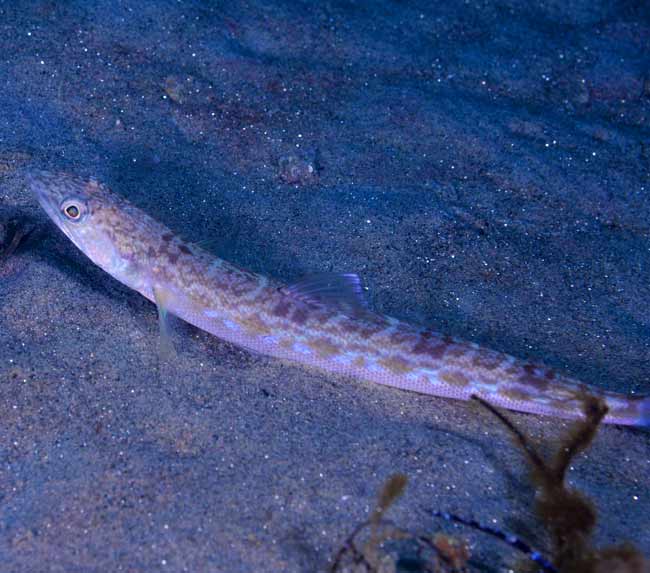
[{"xmin": 29, "ymin": 171, "xmax": 650, "ymax": 426}]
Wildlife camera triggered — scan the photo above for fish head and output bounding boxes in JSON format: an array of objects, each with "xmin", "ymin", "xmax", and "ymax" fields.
[{"xmin": 27, "ymin": 170, "xmax": 148, "ymax": 285}]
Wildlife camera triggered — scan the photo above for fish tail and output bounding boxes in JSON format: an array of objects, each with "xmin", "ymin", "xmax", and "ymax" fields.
[
  {"xmin": 605, "ymin": 393, "xmax": 650, "ymax": 427},
  {"xmin": 636, "ymin": 395, "xmax": 650, "ymax": 427}
]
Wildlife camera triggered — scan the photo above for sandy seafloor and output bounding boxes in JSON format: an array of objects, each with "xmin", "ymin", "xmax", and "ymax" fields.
[{"xmin": 1, "ymin": 1, "xmax": 650, "ymax": 571}]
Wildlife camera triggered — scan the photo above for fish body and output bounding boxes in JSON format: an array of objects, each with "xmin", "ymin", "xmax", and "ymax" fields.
[{"xmin": 29, "ymin": 171, "xmax": 650, "ymax": 426}]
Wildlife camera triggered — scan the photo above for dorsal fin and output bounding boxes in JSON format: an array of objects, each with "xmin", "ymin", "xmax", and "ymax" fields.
[
  {"xmin": 281, "ymin": 272, "xmax": 368, "ymax": 313},
  {"xmin": 191, "ymin": 238, "xmax": 220, "ymax": 252}
]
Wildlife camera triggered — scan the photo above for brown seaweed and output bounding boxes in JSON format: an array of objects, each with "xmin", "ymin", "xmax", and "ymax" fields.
[
  {"xmin": 332, "ymin": 393, "xmax": 648, "ymax": 572},
  {"xmin": 0, "ymin": 217, "xmax": 33, "ymax": 261},
  {"xmin": 330, "ymin": 473, "xmax": 470, "ymax": 573},
  {"xmin": 472, "ymin": 394, "xmax": 650, "ymax": 573}
]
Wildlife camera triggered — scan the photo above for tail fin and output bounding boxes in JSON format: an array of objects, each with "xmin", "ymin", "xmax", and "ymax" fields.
[
  {"xmin": 638, "ymin": 395, "xmax": 650, "ymax": 427},
  {"xmin": 603, "ymin": 392, "xmax": 650, "ymax": 427}
]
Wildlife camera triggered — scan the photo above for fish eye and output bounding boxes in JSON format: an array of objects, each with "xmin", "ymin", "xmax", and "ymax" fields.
[
  {"xmin": 65, "ymin": 205, "xmax": 80, "ymax": 218},
  {"xmin": 61, "ymin": 200, "xmax": 84, "ymax": 221}
]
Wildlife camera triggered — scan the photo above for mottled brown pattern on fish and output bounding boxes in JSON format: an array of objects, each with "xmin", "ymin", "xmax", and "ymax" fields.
[
  {"xmin": 307, "ymin": 337, "xmax": 342, "ymax": 358},
  {"xmin": 29, "ymin": 170, "xmax": 649, "ymax": 426},
  {"xmin": 290, "ymin": 307, "xmax": 310, "ymax": 326},
  {"xmin": 500, "ymin": 387, "xmax": 536, "ymax": 403},
  {"xmin": 273, "ymin": 300, "xmax": 292, "ymax": 318},
  {"xmin": 471, "ymin": 353, "xmax": 503, "ymax": 370},
  {"xmin": 440, "ymin": 371, "xmax": 471, "ymax": 388},
  {"xmin": 378, "ymin": 356, "xmax": 414, "ymax": 375},
  {"xmin": 352, "ymin": 356, "xmax": 367, "ymax": 368},
  {"xmin": 477, "ymin": 377, "xmax": 500, "ymax": 388},
  {"xmin": 340, "ymin": 317, "xmax": 388, "ymax": 338},
  {"xmin": 411, "ymin": 337, "xmax": 447, "ymax": 360},
  {"xmin": 445, "ymin": 345, "xmax": 470, "ymax": 359},
  {"xmin": 240, "ymin": 315, "xmax": 272, "ymax": 336},
  {"xmin": 518, "ymin": 371, "xmax": 551, "ymax": 392},
  {"xmin": 389, "ymin": 329, "xmax": 419, "ymax": 346},
  {"xmin": 503, "ymin": 364, "xmax": 522, "ymax": 376},
  {"xmin": 344, "ymin": 341, "xmax": 374, "ymax": 355}
]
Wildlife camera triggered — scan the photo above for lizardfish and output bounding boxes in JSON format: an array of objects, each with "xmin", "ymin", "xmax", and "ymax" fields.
[{"xmin": 28, "ymin": 170, "xmax": 649, "ymax": 426}]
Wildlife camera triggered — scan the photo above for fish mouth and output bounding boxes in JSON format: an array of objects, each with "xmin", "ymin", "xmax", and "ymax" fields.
[{"xmin": 26, "ymin": 170, "xmax": 63, "ymax": 223}]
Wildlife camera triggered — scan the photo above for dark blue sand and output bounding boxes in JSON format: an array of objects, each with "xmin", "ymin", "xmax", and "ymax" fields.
[{"xmin": 1, "ymin": 1, "xmax": 650, "ymax": 571}]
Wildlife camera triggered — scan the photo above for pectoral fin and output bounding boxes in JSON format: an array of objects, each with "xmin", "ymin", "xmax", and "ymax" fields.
[{"xmin": 153, "ymin": 286, "xmax": 177, "ymax": 363}]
